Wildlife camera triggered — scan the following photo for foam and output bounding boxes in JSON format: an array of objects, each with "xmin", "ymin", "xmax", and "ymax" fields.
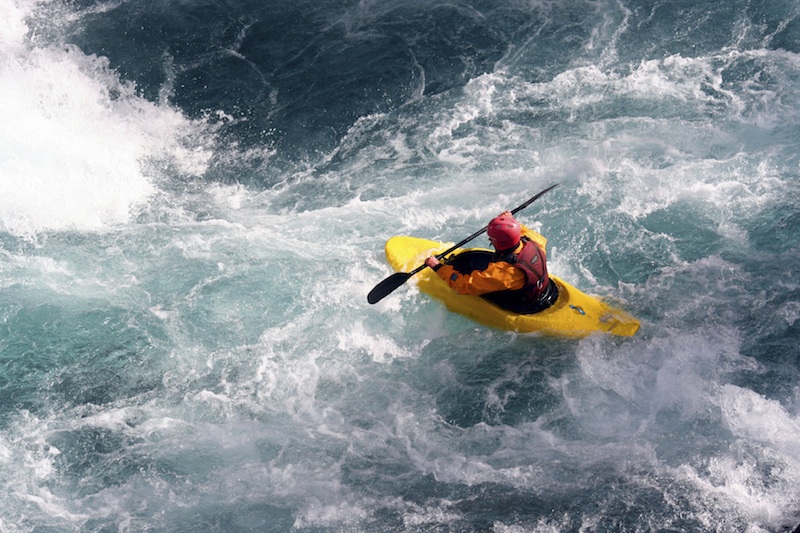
[
  {"xmin": 293, "ymin": 501, "xmax": 369, "ymax": 529},
  {"xmin": 0, "ymin": 3, "xmax": 212, "ymax": 237},
  {"xmin": 0, "ymin": 0, "xmax": 29, "ymax": 52},
  {"xmin": 718, "ymin": 385, "xmax": 800, "ymax": 459},
  {"xmin": 1, "ymin": 1, "xmax": 799, "ymax": 531},
  {"xmin": 336, "ymin": 323, "xmax": 418, "ymax": 363}
]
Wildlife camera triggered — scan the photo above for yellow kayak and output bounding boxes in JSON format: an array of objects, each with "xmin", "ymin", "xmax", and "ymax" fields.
[{"xmin": 384, "ymin": 235, "xmax": 640, "ymax": 337}]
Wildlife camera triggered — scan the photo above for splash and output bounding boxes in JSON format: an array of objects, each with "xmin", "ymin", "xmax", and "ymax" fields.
[{"xmin": 0, "ymin": 0, "xmax": 212, "ymax": 237}]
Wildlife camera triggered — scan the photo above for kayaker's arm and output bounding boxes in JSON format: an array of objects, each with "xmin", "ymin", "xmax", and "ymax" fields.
[{"xmin": 432, "ymin": 261, "xmax": 526, "ymax": 295}]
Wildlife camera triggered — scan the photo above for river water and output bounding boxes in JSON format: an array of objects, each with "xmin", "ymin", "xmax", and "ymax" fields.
[{"xmin": 1, "ymin": 0, "xmax": 799, "ymax": 531}]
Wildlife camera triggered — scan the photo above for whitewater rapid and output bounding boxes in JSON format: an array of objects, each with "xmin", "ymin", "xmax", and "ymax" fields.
[{"xmin": 1, "ymin": 0, "xmax": 799, "ymax": 531}]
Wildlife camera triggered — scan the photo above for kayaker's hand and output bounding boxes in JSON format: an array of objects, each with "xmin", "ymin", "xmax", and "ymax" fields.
[
  {"xmin": 499, "ymin": 210, "xmax": 512, "ymax": 217},
  {"xmin": 425, "ymin": 256, "xmax": 441, "ymax": 270}
]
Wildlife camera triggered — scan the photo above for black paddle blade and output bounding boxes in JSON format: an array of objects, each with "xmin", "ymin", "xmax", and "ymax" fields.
[{"xmin": 367, "ymin": 272, "xmax": 413, "ymax": 304}]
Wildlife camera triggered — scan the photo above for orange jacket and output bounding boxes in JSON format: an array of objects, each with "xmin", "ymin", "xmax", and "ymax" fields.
[{"xmin": 435, "ymin": 225, "xmax": 548, "ymax": 295}]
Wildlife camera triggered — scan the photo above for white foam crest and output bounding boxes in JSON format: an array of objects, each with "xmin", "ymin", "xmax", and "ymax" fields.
[
  {"xmin": 622, "ymin": 55, "xmax": 732, "ymax": 103},
  {"xmin": 495, "ymin": 514, "xmax": 574, "ymax": 533},
  {"xmin": 293, "ymin": 500, "xmax": 369, "ymax": 529},
  {"xmin": 777, "ymin": 301, "xmax": 800, "ymax": 327},
  {"xmin": 675, "ymin": 455, "xmax": 794, "ymax": 530},
  {"xmin": 730, "ymin": 48, "xmax": 800, "ymax": 128},
  {"xmin": 400, "ymin": 500, "xmax": 463, "ymax": 528},
  {"xmin": 0, "ymin": 409, "xmax": 94, "ymax": 529},
  {"xmin": 388, "ymin": 408, "xmax": 662, "ymax": 493},
  {"xmin": 497, "ymin": 47, "xmax": 800, "ymax": 141},
  {"xmin": 336, "ymin": 323, "xmax": 419, "ymax": 363},
  {"xmin": 575, "ymin": 132, "xmax": 791, "ymax": 232},
  {"xmin": 0, "ymin": 4, "xmax": 212, "ymax": 236},
  {"xmin": 251, "ymin": 322, "xmax": 332, "ymax": 419},
  {"xmin": 537, "ymin": 49, "xmax": 794, "ymax": 122},
  {"xmin": 572, "ymin": 322, "xmax": 760, "ymax": 425},
  {"xmin": 566, "ymin": 325, "xmax": 800, "ymax": 529},
  {"xmin": 431, "ymin": 72, "xmax": 499, "ymax": 139},
  {"xmin": 0, "ymin": 0, "xmax": 30, "ymax": 53},
  {"xmin": 496, "ymin": 57, "xmax": 716, "ymax": 123},
  {"xmin": 397, "ymin": 49, "xmax": 766, "ymax": 176},
  {"xmin": 19, "ymin": 487, "xmax": 93, "ymax": 524},
  {"xmin": 717, "ymin": 385, "xmax": 800, "ymax": 460}
]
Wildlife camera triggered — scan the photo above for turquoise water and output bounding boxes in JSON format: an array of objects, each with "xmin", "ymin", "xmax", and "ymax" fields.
[{"xmin": 1, "ymin": 0, "xmax": 799, "ymax": 531}]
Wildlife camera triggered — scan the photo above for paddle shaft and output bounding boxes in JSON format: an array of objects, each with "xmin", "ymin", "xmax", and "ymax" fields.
[
  {"xmin": 366, "ymin": 183, "xmax": 559, "ymax": 304},
  {"xmin": 407, "ymin": 182, "xmax": 559, "ymax": 275}
]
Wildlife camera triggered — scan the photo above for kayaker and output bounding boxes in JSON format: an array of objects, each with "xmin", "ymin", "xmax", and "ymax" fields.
[{"xmin": 424, "ymin": 211, "xmax": 558, "ymax": 314}]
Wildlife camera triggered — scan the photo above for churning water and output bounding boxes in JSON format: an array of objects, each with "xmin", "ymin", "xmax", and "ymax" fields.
[{"xmin": 1, "ymin": 0, "xmax": 799, "ymax": 531}]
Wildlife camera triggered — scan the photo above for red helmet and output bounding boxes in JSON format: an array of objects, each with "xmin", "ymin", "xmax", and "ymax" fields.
[{"xmin": 487, "ymin": 215, "xmax": 521, "ymax": 250}]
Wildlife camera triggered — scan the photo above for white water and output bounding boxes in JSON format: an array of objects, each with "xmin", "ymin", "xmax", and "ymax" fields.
[{"xmin": 1, "ymin": 0, "xmax": 799, "ymax": 531}]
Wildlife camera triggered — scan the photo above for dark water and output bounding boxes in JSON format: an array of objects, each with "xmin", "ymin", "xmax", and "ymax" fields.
[{"xmin": 1, "ymin": 0, "xmax": 799, "ymax": 531}]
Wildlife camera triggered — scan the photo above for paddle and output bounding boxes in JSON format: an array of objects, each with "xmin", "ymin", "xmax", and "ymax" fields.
[{"xmin": 367, "ymin": 183, "xmax": 560, "ymax": 304}]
